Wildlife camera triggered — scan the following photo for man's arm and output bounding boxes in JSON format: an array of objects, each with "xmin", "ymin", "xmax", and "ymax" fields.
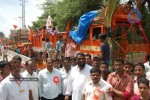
[
  {"xmin": 113, "ymin": 77, "xmax": 133, "ymax": 99},
  {"xmin": 38, "ymin": 73, "xmax": 43, "ymax": 98},
  {"xmin": 82, "ymin": 94, "xmax": 85, "ymax": 100},
  {"xmin": 29, "ymin": 90, "xmax": 33, "ymax": 100}
]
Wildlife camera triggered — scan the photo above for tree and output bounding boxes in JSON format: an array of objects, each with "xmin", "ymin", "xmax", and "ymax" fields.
[
  {"xmin": 0, "ymin": 32, "xmax": 5, "ymax": 38},
  {"xmin": 31, "ymin": 0, "xmax": 104, "ymax": 31}
]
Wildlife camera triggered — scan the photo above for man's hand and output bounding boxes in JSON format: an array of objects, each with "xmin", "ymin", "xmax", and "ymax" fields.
[
  {"xmin": 108, "ymin": 87, "xmax": 114, "ymax": 96},
  {"xmin": 64, "ymin": 96, "xmax": 69, "ymax": 100}
]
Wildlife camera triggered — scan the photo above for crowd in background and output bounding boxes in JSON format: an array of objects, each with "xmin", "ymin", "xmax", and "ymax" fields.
[{"xmin": 0, "ymin": 34, "xmax": 150, "ymax": 100}]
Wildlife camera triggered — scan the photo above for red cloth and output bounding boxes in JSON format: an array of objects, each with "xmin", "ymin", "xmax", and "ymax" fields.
[
  {"xmin": 130, "ymin": 94, "xmax": 140, "ymax": 100},
  {"xmin": 28, "ymin": 29, "xmax": 33, "ymax": 41},
  {"xmin": 66, "ymin": 19, "xmax": 70, "ymax": 35}
]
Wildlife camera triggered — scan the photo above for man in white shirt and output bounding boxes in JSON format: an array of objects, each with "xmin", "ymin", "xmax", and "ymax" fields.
[
  {"xmin": 0, "ymin": 59, "xmax": 33, "ymax": 100},
  {"xmin": 82, "ymin": 67, "xmax": 112, "ymax": 100},
  {"xmin": 65, "ymin": 52, "xmax": 92, "ymax": 100},
  {"xmin": 22, "ymin": 60, "xmax": 38, "ymax": 100},
  {"xmin": 38, "ymin": 58, "xmax": 61, "ymax": 100},
  {"xmin": 144, "ymin": 54, "xmax": 150, "ymax": 73},
  {"xmin": 2, "ymin": 46, "xmax": 8, "ymax": 61},
  {"xmin": 59, "ymin": 57, "xmax": 72, "ymax": 100}
]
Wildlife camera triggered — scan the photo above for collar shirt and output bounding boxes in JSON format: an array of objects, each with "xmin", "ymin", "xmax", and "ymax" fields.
[
  {"xmin": 133, "ymin": 76, "xmax": 140, "ymax": 95},
  {"xmin": 38, "ymin": 68, "xmax": 61, "ymax": 99},
  {"xmin": 0, "ymin": 73, "xmax": 31, "ymax": 100},
  {"xmin": 146, "ymin": 71, "xmax": 150, "ymax": 82},
  {"xmin": 59, "ymin": 67, "xmax": 71, "ymax": 95},
  {"xmin": 66, "ymin": 64, "xmax": 92, "ymax": 100},
  {"xmin": 82, "ymin": 79, "xmax": 112, "ymax": 100},
  {"xmin": 56, "ymin": 41, "xmax": 63, "ymax": 52},
  {"xmin": 107, "ymin": 72, "xmax": 133, "ymax": 100},
  {"xmin": 144, "ymin": 61, "xmax": 150, "ymax": 73},
  {"xmin": 21, "ymin": 71, "xmax": 38, "ymax": 100},
  {"xmin": 65, "ymin": 42, "xmax": 76, "ymax": 57}
]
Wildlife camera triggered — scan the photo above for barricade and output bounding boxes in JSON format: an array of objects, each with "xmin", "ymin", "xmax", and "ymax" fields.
[{"xmin": 8, "ymin": 50, "xmax": 31, "ymax": 63}]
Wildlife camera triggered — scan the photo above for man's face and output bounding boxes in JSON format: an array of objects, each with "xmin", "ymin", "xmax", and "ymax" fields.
[
  {"xmin": 134, "ymin": 66, "xmax": 145, "ymax": 77},
  {"xmin": 53, "ymin": 61, "xmax": 59, "ymax": 68},
  {"xmin": 114, "ymin": 61, "xmax": 124, "ymax": 72},
  {"xmin": 37, "ymin": 55, "xmax": 43, "ymax": 63},
  {"xmin": 85, "ymin": 56, "xmax": 92, "ymax": 65},
  {"xmin": 53, "ymin": 51, "xmax": 59, "ymax": 57},
  {"xmin": 100, "ymin": 64, "xmax": 107, "ymax": 73},
  {"xmin": 46, "ymin": 58, "xmax": 53, "ymax": 70},
  {"xmin": 92, "ymin": 58, "xmax": 100, "ymax": 68},
  {"xmin": 76, "ymin": 55, "xmax": 85, "ymax": 67},
  {"xmin": 123, "ymin": 65, "xmax": 132, "ymax": 74},
  {"xmin": 26, "ymin": 61, "xmax": 36, "ymax": 74},
  {"xmin": 63, "ymin": 60, "xmax": 71, "ymax": 70},
  {"xmin": 138, "ymin": 83, "xmax": 149, "ymax": 96},
  {"xmin": 10, "ymin": 61, "xmax": 20, "ymax": 76},
  {"xmin": 71, "ymin": 59, "xmax": 76, "ymax": 66},
  {"xmin": 90, "ymin": 72, "xmax": 101, "ymax": 84}
]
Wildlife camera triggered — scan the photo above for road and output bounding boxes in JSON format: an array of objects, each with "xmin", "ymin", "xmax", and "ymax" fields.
[{"xmin": 0, "ymin": 55, "xmax": 12, "ymax": 61}]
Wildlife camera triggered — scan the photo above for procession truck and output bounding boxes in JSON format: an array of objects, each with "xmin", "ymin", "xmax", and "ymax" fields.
[{"xmin": 31, "ymin": 0, "xmax": 150, "ymax": 63}]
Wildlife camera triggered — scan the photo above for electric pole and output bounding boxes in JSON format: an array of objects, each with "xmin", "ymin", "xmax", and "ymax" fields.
[{"xmin": 20, "ymin": 0, "xmax": 27, "ymax": 29}]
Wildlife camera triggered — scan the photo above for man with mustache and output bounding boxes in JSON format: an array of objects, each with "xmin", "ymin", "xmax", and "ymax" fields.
[
  {"xmin": 22, "ymin": 60, "xmax": 38, "ymax": 100},
  {"xmin": 107, "ymin": 58, "xmax": 133, "ymax": 100},
  {"xmin": 82, "ymin": 67, "xmax": 112, "ymax": 100},
  {"xmin": 65, "ymin": 52, "xmax": 92, "ymax": 100},
  {"xmin": 1, "ymin": 59, "xmax": 33, "ymax": 100}
]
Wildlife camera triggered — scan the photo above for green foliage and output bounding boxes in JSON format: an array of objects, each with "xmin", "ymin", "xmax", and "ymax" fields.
[
  {"xmin": 140, "ymin": 6, "xmax": 150, "ymax": 41},
  {"xmin": 0, "ymin": 32, "xmax": 5, "ymax": 38},
  {"xmin": 31, "ymin": 0, "xmax": 104, "ymax": 31}
]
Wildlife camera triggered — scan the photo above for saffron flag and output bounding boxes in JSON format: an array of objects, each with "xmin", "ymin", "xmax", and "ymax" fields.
[
  {"xmin": 13, "ymin": 25, "xmax": 18, "ymax": 30},
  {"xmin": 28, "ymin": 29, "xmax": 33, "ymax": 41},
  {"xmin": 66, "ymin": 19, "xmax": 70, "ymax": 35}
]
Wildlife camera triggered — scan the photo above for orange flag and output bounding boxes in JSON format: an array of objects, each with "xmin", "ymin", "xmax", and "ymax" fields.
[
  {"xmin": 66, "ymin": 19, "xmax": 70, "ymax": 36},
  {"xmin": 28, "ymin": 29, "xmax": 33, "ymax": 41}
]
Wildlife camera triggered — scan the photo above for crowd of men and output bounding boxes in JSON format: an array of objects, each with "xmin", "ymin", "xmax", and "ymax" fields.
[{"xmin": 0, "ymin": 34, "xmax": 150, "ymax": 100}]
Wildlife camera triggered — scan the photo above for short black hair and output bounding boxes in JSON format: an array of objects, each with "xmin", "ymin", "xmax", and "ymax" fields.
[
  {"xmin": 42, "ymin": 38, "xmax": 45, "ymax": 41},
  {"xmin": 114, "ymin": 58, "xmax": 124, "ymax": 64},
  {"xmin": 138, "ymin": 77, "xmax": 149, "ymax": 87},
  {"xmin": 76, "ymin": 52, "xmax": 85, "ymax": 58},
  {"xmin": 93, "ymin": 56, "xmax": 100, "ymax": 61},
  {"xmin": 63, "ymin": 57, "xmax": 70, "ymax": 62},
  {"xmin": 100, "ymin": 61, "xmax": 108, "ymax": 66},
  {"xmin": 146, "ymin": 54, "xmax": 150, "ymax": 60},
  {"xmin": 25, "ymin": 60, "xmax": 32, "ymax": 66},
  {"xmin": 12, "ymin": 55, "xmax": 22, "ymax": 62},
  {"xmin": 85, "ymin": 54, "xmax": 91, "ymax": 59},
  {"xmin": 99, "ymin": 34, "xmax": 107, "ymax": 40},
  {"xmin": 46, "ymin": 38, "xmax": 49, "ymax": 42},
  {"xmin": 134, "ymin": 62, "xmax": 145, "ymax": 70},
  {"xmin": 90, "ymin": 67, "xmax": 101, "ymax": 74},
  {"xmin": 0, "ymin": 61, "xmax": 9, "ymax": 68},
  {"xmin": 70, "ymin": 56, "xmax": 76, "ymax": 60},
  {"xmin": 124, "ymin": 61, "xmax": 132, "ymax": 66},
  {"xmin": 9, "ymin": 59, "xmax": 20, "ymax": 67}
]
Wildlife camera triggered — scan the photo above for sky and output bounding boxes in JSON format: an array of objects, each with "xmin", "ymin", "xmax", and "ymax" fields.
[{"xmin": 0, "ymin": 0, "xmax": 45, "ymax": 37}]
